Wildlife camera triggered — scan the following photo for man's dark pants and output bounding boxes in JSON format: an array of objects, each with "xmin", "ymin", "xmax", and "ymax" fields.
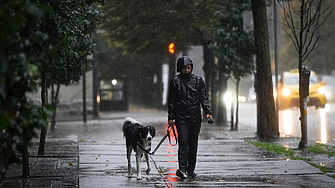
[{"xmin": 175, "ymin": 120, "xmax": 201, "ymax": 173}]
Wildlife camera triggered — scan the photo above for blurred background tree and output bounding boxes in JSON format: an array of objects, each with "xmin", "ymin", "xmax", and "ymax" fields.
[
  {"xmin": 36, "ymin": 0, "xmax": 104, "ymax": 155},
  {"xmin": 0, "ymin": 0, "xmax": 104, "ymax": 178},
  {"xmin": 209, "ymin": 1, "xmax": 255, "ymax": 127},
  {"xmin": 279, "ymin": 0, "xmax": 334, "ymax": 149},
  {"xmin": 278, "ymin": 0, "xmax": 335, "ymax": 75},
  {"xmin": 0, "ymin": 0, "xmax": 49, "ymax": 178},
  {"xmin": 100, "ymin": 0, "xmax": 228, "ymax": 119}
]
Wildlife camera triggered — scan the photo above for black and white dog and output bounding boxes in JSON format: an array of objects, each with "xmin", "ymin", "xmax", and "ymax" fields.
[{"xmin": 122, "ymin": 117, "xmax": 156, "ymax": 180}]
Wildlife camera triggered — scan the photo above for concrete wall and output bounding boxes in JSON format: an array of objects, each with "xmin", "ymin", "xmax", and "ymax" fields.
[{"xmin": 27, "ymin": 71, "xmax": 93, "ymax": 104}]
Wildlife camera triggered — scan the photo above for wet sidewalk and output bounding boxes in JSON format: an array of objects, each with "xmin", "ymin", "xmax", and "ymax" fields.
[{"xmin": 1, "ymin": 111, "xmax": 335, "ymax": 187}]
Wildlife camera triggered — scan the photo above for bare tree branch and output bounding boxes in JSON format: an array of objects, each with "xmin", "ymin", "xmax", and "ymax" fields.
[{"xmin": 280, "ymin": 0, "xmax": 334, "ymax": 63}]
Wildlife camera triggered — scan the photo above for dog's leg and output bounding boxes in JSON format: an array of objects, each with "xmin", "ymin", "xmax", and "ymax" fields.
[
  {"xmin": 136, "ymin": 152, "xmax": 142, "ymax": 180},
  {"xmin": 145, "ymin": 153, "xmax": 151, "ymax": 175},
  {"xmin": 126, "ymin": 146, "xmax": 132, "ymax": 178}
]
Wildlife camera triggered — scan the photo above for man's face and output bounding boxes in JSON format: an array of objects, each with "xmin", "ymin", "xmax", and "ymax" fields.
[{"xmin": 181, "ymin": 64, "xmax": 192, "ymax": 74}]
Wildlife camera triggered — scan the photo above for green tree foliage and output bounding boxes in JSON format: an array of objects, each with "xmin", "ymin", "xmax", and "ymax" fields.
[
  {"xmin": 37, "ymin": 0, "xmax": 103, "ymax": 129},
  {"xmin": 42, "ymin": 0, "xmax": 103, "ymax": 86},
  {"xmin": 0, "ymin": 0, "xmax": 104, "ymax": 177},
  {"xmin": 101, "ymin": 0, "xmax": 228, "ymax": 116},
  {"xmin": 209, "ymin": 1, "xmax": 254, "ymax": 79},
  {"xmin": 32, "ymin": 0, "xmax": 104, "ymax": 154},
  {"xmin": 0, "ymin": 0, "xmax": 49, "ymax": 178},
  {"xmin": 102, "ymin": 0, "xmax": 225, "ymax": 55},
  {"xmin": 208, "ymin": 1, "xmax": 254, "ymax": 127}
]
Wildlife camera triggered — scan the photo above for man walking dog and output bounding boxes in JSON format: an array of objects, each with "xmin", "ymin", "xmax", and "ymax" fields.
[{"xmin": 167, "ymin": 56, "xmax": 213, "ymax": 180}]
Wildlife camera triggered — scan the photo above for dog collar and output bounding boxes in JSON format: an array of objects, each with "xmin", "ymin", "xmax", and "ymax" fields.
[{"xmin": 136, "ymin": 142, "xmax": 151, "ymax": 154}]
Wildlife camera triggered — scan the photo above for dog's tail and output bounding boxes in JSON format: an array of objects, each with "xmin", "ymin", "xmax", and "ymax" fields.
[
  {"xmin": 122, "ymin": 119, "xmax": 131, "ymax": 136},
  {"xmin": 122, "ymin": 117, "xmax": 140, "ymax": 137}
]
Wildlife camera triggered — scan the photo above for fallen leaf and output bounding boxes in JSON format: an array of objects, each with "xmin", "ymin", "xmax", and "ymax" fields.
[{"xmin": 68, "ymin": 163, "xmax": 72, "ymax": 166}]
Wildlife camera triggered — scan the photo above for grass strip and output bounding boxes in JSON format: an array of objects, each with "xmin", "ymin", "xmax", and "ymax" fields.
[
  {"xmin": 247, "ymin": 141, "xmax": 295, "ymax": 157},
  {"xmin": 247, "ymin": 141, "xmax": 335, "ymax": 179},
  {"xmin": 307, "ymin": 143, "xmax": 335, "ymax": 157}
]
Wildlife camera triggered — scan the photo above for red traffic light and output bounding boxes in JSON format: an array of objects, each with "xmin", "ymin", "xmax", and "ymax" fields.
[{"xmin": 168, "ymin": 43, "xmax": 175, "ymax": 54}]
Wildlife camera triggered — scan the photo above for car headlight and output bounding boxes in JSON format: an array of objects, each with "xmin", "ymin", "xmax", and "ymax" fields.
[
  {"xmin": 283, "ymin": 88, "xmax": 290, "ymax": 96},
  {"xmin": 224, "ymin": 92, "xmax": 233, "ymax": 105},
  {"xmin": 251, "ymin": 94, "xmax": 256, "ymax": 100},
  {"xmin": 319, "ymin": 87, "xmax": 325, "ymax": 94},
  {"xmin": 238, "ymin": 96, "xmax": 246, "ymax": 103}
]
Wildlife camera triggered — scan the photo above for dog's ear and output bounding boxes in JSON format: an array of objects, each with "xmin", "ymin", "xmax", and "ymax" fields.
[{"xmin": 149, "ymin": 126, "xmax": 156, "ymax": 137}]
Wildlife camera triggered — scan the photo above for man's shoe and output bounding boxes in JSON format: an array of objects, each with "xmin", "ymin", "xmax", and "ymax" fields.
[
  {"xmin": 176, "ymin": 169, "xmax": 187, "ymax": 179},
  {"xmin": 187, "ymin": 171, "xmax": 197, "ymax": 180}
]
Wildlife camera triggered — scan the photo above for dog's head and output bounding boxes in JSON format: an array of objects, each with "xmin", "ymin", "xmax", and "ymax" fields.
[{"xmin": 139, "ymin": 126, "xmax": 156, "ymax": 142}]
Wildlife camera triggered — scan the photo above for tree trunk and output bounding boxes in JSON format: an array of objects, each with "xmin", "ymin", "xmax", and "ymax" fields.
[
  {"xmin": 298, "ymin": 1, "xmax": 306, "ymax": 149},
  {"xmin": 235, "ymin": 78, "xmax": 240, "ymax": 131},
  {"xmin": 51, "ymin": 82, "xmax": 61, "ymax": 129},
  {"xmin": 251, "ymin": 0, "xmax": 279, "ymax": 139},
  {"xmin": 216, "ymin": 70, "xmax": 228, "ymax": 126},
  {"xmin": 22, "ymin": 144, "xmax": 29, "ymax": 177},
  {"xmin": 21, "ymin": 117, "xmax": 29, "ymax": 177},
  {"xmin": 38, "ymin": 72, "xmax": 47, "ymax": 155},
  {"xmin": 298, "ymin": 66, "xmax": 306, "ymax": 149},
  {"xmin": 202, "ymin": 39, "xmax": 215, "ymax": 120}
]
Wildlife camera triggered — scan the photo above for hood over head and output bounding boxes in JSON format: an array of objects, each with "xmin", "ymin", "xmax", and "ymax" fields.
[{"xmin": 177, "ymin": 56, "xmax": 193, "ymax": 73}]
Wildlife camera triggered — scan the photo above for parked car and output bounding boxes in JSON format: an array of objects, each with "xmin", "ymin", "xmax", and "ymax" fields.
[{"xmin": 278, "ymin": 70, "xmax": 327, "ymax": 110}]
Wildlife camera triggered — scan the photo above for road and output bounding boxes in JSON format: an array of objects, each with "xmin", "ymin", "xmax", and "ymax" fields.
[{"xmin": 236, "ymin": 102, "xmax": 335, "ymax": 145}]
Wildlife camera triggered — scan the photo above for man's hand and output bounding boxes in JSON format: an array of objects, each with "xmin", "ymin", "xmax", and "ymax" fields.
[
  {"xmin": 207, "ymin": 114, "xmax": 214, "ymax": 124},
  {"xmin": 168, "ymin": 119, "xmax": 174, "ymax": 127}
]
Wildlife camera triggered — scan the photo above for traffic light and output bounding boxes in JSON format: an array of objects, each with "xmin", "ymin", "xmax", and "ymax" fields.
[{"xmin": 168, "ymin": 43, "xmax": 175, "ymax": 54}]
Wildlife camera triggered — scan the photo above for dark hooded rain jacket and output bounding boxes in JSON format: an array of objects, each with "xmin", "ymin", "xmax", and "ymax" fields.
[{"xmin": 168, "ymin": 73, "xmax": 211, "ymax": 123}]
